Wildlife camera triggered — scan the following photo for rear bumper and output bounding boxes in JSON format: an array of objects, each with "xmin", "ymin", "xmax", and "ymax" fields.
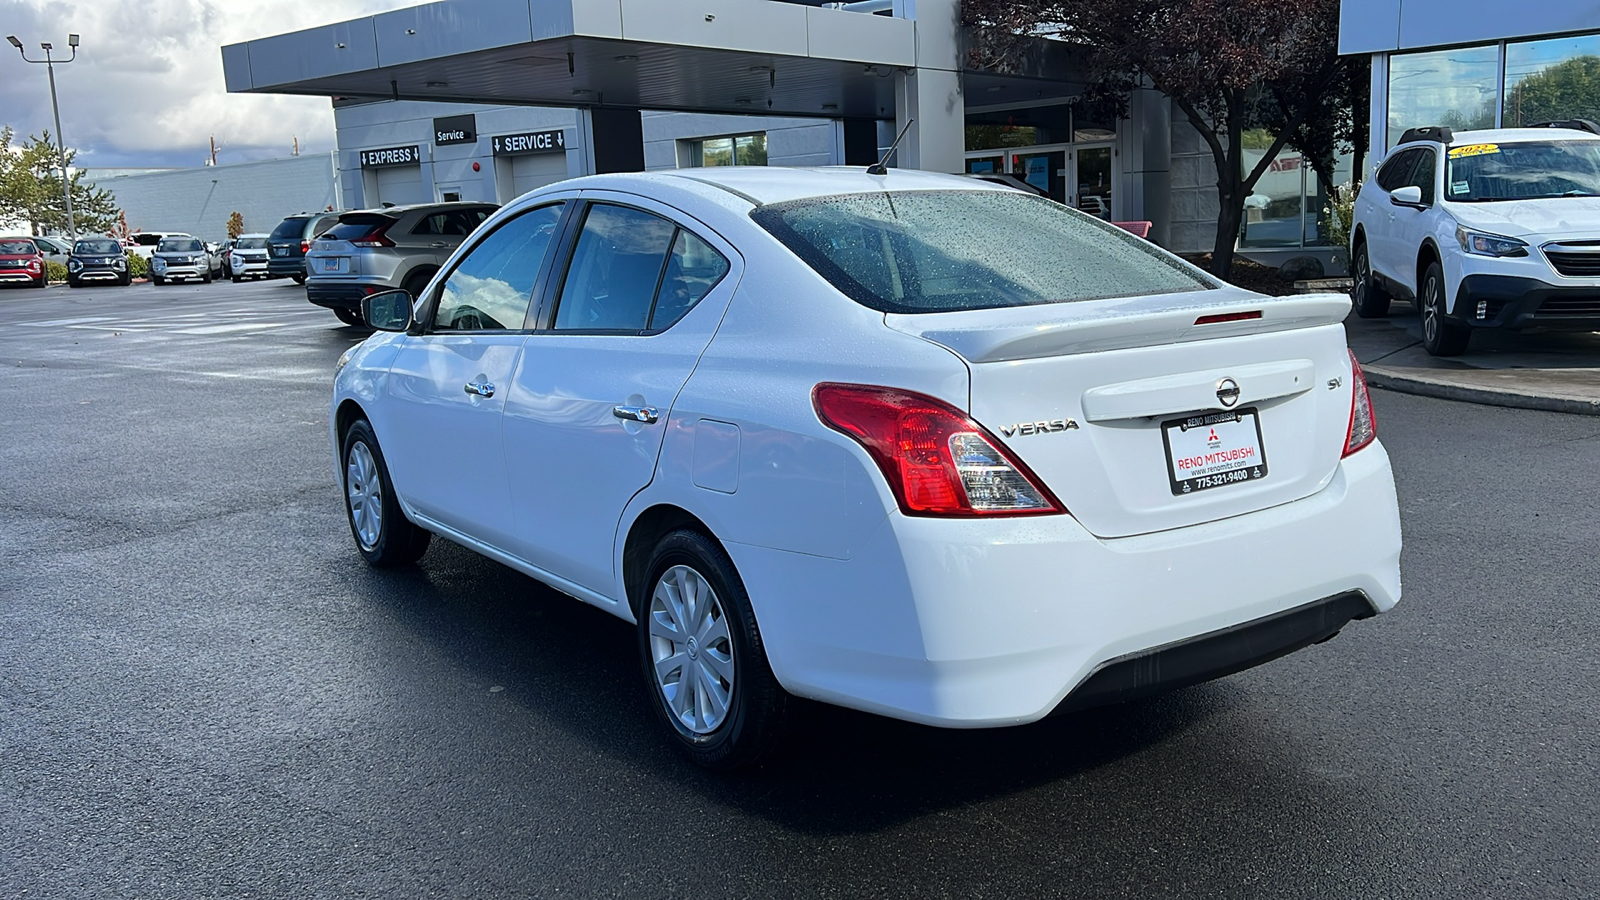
[
  {"xmin": 1454, "ymin": 274, "xmax": 1600, "ymax": 330},
  {"xmin": 307, "ymin": 283, "xmax": 371, "ymax": 310},
  {"xmin": 728, "ymin": 441, "xmax": 1403, "ymax": 728},
  {"xmin": 267, "ymin": 258, "xmax": 306, "ymax": 277}
]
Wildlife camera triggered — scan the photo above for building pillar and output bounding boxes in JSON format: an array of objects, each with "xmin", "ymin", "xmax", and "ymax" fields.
[
  {"xmin": 578, "ymin": 108, "xmax": 645, "ymax": 174},
  {"xmin": 893, "ymin": 0, "xmax": 964, "ymax": 173}
]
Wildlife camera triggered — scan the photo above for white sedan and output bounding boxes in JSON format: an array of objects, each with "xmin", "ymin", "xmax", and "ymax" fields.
[{"xmin": 332, "ymin": 167, "xmax": 1403, "ymax": 768}]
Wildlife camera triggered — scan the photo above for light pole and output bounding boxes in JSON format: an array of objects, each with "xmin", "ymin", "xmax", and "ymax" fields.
[{"xmin": 6, "ymin": 33, "xmax": 80, "ymax": 241}]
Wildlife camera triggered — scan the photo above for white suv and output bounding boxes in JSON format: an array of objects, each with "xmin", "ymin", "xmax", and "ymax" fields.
[{"xmin": 1349, "ymin": 122, "xmax": 1600, "ymax": 355}]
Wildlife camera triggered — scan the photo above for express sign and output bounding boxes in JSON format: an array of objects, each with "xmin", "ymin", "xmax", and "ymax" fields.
[
  {"xmin": 359, "ymin": 145, "xmax": 421, "ymax": 168},
  {"xmin": 492, "ymin": 130, "xmax": 566, "ymax": 157}
]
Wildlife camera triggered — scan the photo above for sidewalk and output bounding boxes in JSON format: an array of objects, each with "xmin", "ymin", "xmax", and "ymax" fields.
[{"xmin": 1343, "ymin": 303, "xmax": 1600, "ymax": 415}]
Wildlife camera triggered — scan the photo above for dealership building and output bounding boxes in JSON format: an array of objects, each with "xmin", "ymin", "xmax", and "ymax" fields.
[{"xmin": 118, "ymin": 0, "xmax": 1600, "ymax": 261}]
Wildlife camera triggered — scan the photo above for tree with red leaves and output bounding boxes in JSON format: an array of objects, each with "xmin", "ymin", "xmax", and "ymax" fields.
[{"xmin": 963, "ymin": 0, "xmax": 1350, "ymax": 277}]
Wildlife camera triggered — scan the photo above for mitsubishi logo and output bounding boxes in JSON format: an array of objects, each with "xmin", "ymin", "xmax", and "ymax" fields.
[{"xmin": 1216, "ymin": 377, "xmax": 1241, "ymax": 408}]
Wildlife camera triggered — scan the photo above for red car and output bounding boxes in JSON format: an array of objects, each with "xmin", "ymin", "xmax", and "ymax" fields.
[{"xmin": 0, "ymin": 237, "xmax": 47, "ymax": 288}]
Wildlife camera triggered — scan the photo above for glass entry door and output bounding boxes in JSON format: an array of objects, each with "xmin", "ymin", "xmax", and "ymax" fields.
[
  {"xmin": 1072, "ymin": 145, "xmax": 1113, "ymax": 220},
  {"xmin": 1010, "ymin": 149, "xmax": 1067, "ymax": 202}
]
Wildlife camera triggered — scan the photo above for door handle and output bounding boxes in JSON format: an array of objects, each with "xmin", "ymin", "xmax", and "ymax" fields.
[
  {"xmin": 613, "ymin": 405, "xmax": 659, "ymax": 424},
  {"xmin": 430, "ymin": 241, "xmax": 450, "ymax": 248},
  {"xmin": 464, "ymin": 381, "xmax": 495, "ymax": 398}
]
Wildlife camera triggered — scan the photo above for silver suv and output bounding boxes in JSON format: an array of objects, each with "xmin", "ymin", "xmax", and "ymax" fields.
[{"xmin": 304, "ymin": 202, "xmax": 497, "ymax": 325}]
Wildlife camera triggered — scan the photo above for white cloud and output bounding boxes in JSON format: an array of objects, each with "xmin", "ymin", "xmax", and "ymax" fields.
[{"xmin": 0, "ymin": 0, "xmax": 416, "ymax": 166}]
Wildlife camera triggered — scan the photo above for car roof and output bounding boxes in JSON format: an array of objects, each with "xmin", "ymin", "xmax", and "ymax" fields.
[
  {"xmin": 561, "ymin": 166, "xmax": 1012, "ymax": 208},
  {"xmin": 233, "ymin": 233, "xmax": 270, "ymax": 239},
  {"xmin": 1398, "ymin": 127, "xmax": 1600, "ymax": 150}
]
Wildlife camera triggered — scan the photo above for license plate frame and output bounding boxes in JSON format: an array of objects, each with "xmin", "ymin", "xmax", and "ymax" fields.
[
  {"xmin": 1161, "ymin": 408, "xmax": 1268, "ymax": 495},
  {"xmin": 319, "ymin": 256, "xmax": 347, "ymax": 274}
]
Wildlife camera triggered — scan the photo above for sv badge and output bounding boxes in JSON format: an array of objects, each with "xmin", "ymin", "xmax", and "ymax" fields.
[{"xmin": 1001, "ymin": 418, "xmax": 1080, "ymax": 437}]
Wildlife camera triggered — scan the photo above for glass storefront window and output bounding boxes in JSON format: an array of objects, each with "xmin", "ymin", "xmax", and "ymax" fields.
[
  {"xmin": 1505, "ymin": 34, "xmax": 1600, "ymax": 126},
  {"xmin": 1239, "ymin": 138, "xmax": 1354, "ymax": 249},
  {"xmin": 1388, "ymin": 45, "xmax": 1499, "ymax": 146},
  {"xmin": 689, "ymin": 133, "xmax": 767, "ymax": 167}
]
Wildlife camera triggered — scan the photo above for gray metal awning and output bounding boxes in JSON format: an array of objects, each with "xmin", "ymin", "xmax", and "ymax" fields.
[
  {"xmin": 223, "ymin": 0, "xmax": 918, "ymax": 118},
  {"xmin": 222, "ymin": 0, "xmax": 1090, "ymax": 120}
]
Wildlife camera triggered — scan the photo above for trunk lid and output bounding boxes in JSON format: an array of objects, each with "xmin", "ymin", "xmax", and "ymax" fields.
[{"xmin": 887, "ymin": 289, "xmax": 1357, "ymax": 538}]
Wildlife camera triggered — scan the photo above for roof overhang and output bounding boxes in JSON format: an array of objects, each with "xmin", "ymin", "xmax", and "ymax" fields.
[{"xmin": 222, "ymin": 0, "xmax": 917, "ymax": 119}]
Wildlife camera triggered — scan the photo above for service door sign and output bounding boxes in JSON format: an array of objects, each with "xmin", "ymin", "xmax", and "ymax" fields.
[
  {"xmin": 359, "ymin": 145, "xmax": 421, "ymax": 168},
  {"xmin": 433, "ymin": 114, "xmax": 477, "ymax": 146},
  {"xmin": 492, "ymin": 130, "xmax": 566, "ymax": 156}
]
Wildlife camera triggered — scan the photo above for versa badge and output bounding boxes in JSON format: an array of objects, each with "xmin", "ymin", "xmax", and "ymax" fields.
[{"xmin": 1001, "ymin": 418, "xmax": 1080, "ymax": 437}]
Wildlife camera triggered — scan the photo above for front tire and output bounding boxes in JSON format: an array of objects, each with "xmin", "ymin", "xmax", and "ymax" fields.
[
  {"xmin": 231, "ymin": 274, "xmax": 242, "ymax": 284},
  {"xmin": 341, "ymin": 419, "xmax": 431, "ymax": 567},
  {"xmin": 1420, "ymin": 260, "xmax": 1471, "ymax": 356},
  {"xmin": 638, "ymin": 529, "xmax": 790, "ymax": 769},
  {"xmin": 1350, "ymin": 241, "xmax": 1391, "ymax": 318}
]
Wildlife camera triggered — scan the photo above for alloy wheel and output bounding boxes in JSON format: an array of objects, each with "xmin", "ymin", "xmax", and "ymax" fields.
[
  {"xmin": 1423, "ymin": 275, "xmax": 1441, "ymax": 344},
  {"xmin": 345, "ymin": 440, "xmax": 383, "ymax": 550},
  {"xmin": 648, "ymin": 565, "xmax": 736, "ymax": 734}
]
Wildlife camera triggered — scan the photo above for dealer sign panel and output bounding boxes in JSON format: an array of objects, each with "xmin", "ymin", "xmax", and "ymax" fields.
[
  {"xmin": 492, "ymin": 130, "xmax": 566, "ymax": 156},
  {"xmin": 433, "ymin": 114, "xmax": 477, "ymax": 146},
  {"xmin": 359, "ymin": 145, "xmax": 421, "ymax": 168}
]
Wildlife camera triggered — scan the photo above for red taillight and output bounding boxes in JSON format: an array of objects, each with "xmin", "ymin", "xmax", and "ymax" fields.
[
  {"xmin": 812, "ymin": 383, "xmax": 1065, "ymax": 517},
  {"xmin": 1343, "ymin": 350, "xmax": 1377, "ymax": 457},
  {"xmin": 1195, "ymin": 310, "xmax": 1262, "ymax": 325},
  {"xmin": 351, "ymin": 223, "xmax": 395, "ymax": 248},
  {"xmin": 301, "ymin": 239, "xmax": 310, "ymax": 253}
]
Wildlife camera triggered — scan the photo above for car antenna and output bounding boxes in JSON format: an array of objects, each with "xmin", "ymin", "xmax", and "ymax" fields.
[{"xmin": 867, "ymin": 119, "xmax": 914, "ymax": 176}]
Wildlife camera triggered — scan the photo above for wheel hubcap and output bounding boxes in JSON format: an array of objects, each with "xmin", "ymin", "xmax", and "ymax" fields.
[
  {"xmin": 648, "ymin": 565, "xmax": 735, "ymax": 734},
  {"xmin": 345, "ymin": 441, "xmax": 383, "ymax": 550}
]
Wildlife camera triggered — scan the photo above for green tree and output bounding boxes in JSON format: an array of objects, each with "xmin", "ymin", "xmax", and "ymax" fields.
[
  {"xmin": 226, "ymin": 211, "xmax": 245, "ymax": 238},
  {"xmin": 0, "ymin": 128, "xmax": 122, "ymax": 236},
  {"xmin": 963, "ymin": 0, "xmax": 1349, "ymax": 277},
  {"xmin": 1506, "ymin": 55, "xmax": 1600, "ymax": 127}
]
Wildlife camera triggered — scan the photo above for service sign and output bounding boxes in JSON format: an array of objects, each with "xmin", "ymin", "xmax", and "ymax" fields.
[
  {"xmin": 433, "ymin": 114, "xmax": 477, "ymax": 146},
  {"xmin": 492, "ymin": 130, "xmax": 566, "ymax": 157},
  {"xmin": 359, "ymin": 145, "xmax": 421, "ymax": 168}
]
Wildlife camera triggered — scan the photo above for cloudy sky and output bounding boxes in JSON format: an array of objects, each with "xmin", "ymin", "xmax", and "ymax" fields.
[{"xmin": 0, "ymin": 0, "xmax": 415, "ymax": 169}]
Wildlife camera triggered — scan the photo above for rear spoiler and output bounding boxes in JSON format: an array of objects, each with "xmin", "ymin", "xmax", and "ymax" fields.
[{"xmin": 886, "ymin": 290, "xmax": 1352, "ymax": 363}]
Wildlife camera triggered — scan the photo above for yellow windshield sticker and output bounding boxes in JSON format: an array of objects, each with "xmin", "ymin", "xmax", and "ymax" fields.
[{"xmin": 1448, "ymin": 143, "xmax": 1500, "ymax": 158}]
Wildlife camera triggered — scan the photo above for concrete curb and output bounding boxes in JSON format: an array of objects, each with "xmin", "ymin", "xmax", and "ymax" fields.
[{"xmin": 1364, "ymin": 365, "xmax": 1600, "ymax": 417}]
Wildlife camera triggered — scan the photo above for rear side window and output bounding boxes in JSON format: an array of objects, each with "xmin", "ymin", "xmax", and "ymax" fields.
[
  {"xmin": 270, "ymin": 218, "xmax": 308, "ymax": 240},
  {"xmin": 752, "ymin": 190, "xmax": 1211, "ymax": 314},
  {"xmin": 412, "ymin": 208, "xmax": 493, "ymax": 236}
]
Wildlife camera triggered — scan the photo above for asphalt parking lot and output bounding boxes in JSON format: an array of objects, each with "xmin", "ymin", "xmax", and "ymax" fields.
[{"xmin": 3, "ymin": 278, "xmax": 1599, "ymax": 898}]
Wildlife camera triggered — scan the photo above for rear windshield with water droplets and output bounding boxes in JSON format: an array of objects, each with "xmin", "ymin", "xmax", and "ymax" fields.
[{"xmin": 751, "ymin": 190, "xmax": 1214, "ymax": 314}]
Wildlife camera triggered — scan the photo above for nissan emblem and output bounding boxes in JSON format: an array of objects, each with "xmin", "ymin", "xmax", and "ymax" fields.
[{"xmin": 1216, "ymin": 377, "xmax": 1241, "ymax": 408}]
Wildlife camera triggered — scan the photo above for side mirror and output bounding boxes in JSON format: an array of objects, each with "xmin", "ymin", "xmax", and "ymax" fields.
[
  {"xmin": 362, "ymin": 290, "xmax": 414, "ymax": 332},
  {"xmin": 1390, "ymin": 185, "xmax": 1424, "ymax": 206}
]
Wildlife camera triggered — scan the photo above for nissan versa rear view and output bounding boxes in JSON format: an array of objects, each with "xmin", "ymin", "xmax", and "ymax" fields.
[{"xmin": 329, "ymin": 167, "xmax": 1403, "ymax": 769}]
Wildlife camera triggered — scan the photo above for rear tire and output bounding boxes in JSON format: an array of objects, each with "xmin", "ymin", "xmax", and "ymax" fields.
[
  {"xmin": 637, "ymin": 529, "xmax": 790, "ymax": 770},
  {"xmin": 1420, "ymin": 260, "xmax": 1471, "ymax": 356},
  {"xmin": 292, "ymin": 273, "xmax": 306, "ymax": 285},
  {"xmin": 401, "ymin": 270, "xmax": 434, "ymax": 301},
  {"xmin": 334, "ymin": 307, "xmax": 364, "ymax": 326},
  {"xmin": 202, "ymin": 271, "xmax": 213, "ymax": 284},
  {"xmin": 341, "ymin": 419, "xmax": 431, "ymax": 567},
  {"xmin": 1350, "ymin": 241, "xmax": 1391, "ymax": 318}
]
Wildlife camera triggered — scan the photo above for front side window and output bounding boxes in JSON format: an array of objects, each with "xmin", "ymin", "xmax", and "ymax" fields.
[
  {"xmin": 752, "ymin": 190, "xmax": 1213, "ymax": 314},
  {"xmin": 1376, "ymin": 149, "xmax": 1420, "ymax": 192},
  {"xmin": 432, "ymin": 203, "xmax": 564, "ymax": 332},
  {"xmin": 1408, "ymin": 148, "xmax": 1437, "ymax": 204},
  {"xmin": 552, "ymin": 204, "xmax": 677, "ymax": 332},
  {"xmin": 1446, "ymin": 140, "xmax": 1600, "ymax": 201}
]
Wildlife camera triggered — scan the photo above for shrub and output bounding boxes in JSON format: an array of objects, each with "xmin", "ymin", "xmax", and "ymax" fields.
[
  {"xmin": 46, "ymin": 260, "xmax": 69, "ymax": 283},
  {"xmin": 1323, "ymin": 182, "xmax": 1359, "ymax": 255},
  {"xmin": 127, "ymin": 254, "xmax": 149, "ymax": 279}
]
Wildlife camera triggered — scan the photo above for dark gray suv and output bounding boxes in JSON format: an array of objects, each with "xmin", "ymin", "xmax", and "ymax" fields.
[{"xmin": 266, "ymin": 212, "xmax": 343, "ymax": 283}]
